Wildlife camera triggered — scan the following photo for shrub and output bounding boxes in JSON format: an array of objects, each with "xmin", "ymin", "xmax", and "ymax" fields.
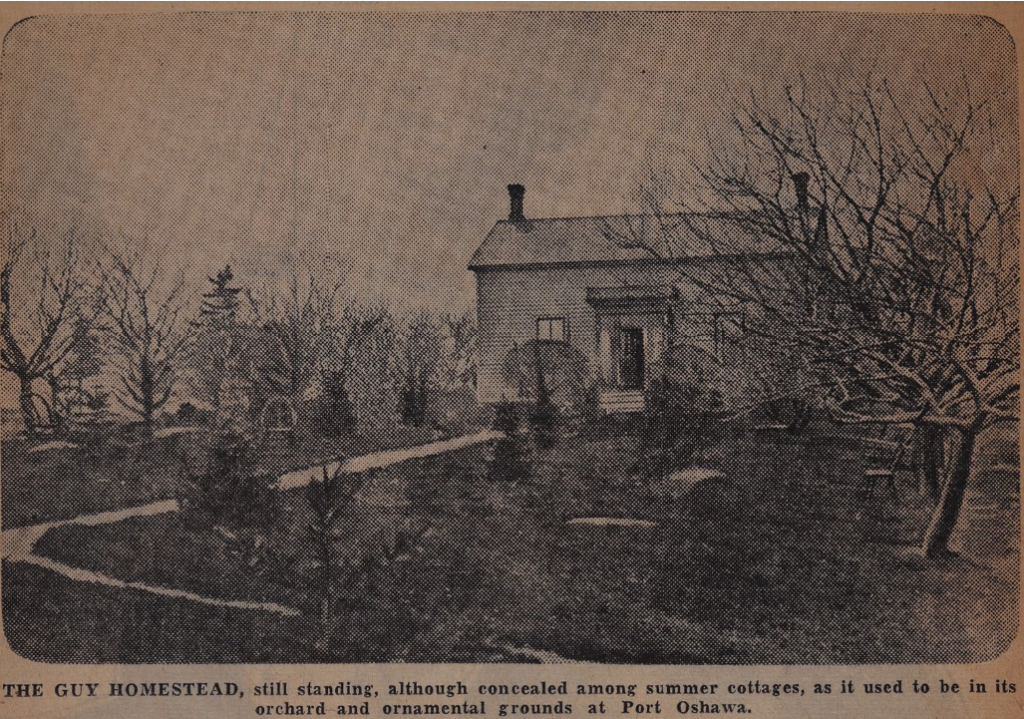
[
  {"xmin": 525, "ymin": 347, "xmax": 559, "ymax": 449},
  {"xmin": 581, "ymin": 384, "xmax": 603, "ymax": 422},
  {"xmin": 528, "ymin": 395, "xmax": 558, "ymax": 449},
  {"xmin": 500, "ymin": 340, "xmax": 590, "ymax": 407},
  {"xmin": 178, "ymin": 429, "xmax": 280, "ymax": 531},
  {"xmin": 302, "ymin": 465, "xmax": 429, "ymax": 660},
  {"xmin": 318, "ymin": 370, "xmax": 357, "ymax": 435},
  {"xmin": 637, "ymin": 376, "xmax": 724, "ymax": 480},
  {"xmin": 175, "ymin": 402, "xmax": 199, "ymax": 425},
  {"xmin": 85, "ymin": 391, "xmax": 110, "ymax": 412},
  {"xmin": 487, "ymin": 434, "xmax": 532, "ymax": 483},
  {"xmin": 399, "ymin": 377, "xmax": 429, "ymax": 427},
  {"xmin": 492, "ymin": 398, "xmax": 520, "ymax": 436}
]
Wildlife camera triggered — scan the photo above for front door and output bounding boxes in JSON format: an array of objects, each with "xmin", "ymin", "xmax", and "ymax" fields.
[{"xmin": 619, "ymin": 328, "xmax": 645, "ymax": 389}]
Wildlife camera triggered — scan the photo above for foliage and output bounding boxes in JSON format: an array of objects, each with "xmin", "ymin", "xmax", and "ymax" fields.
[
  {"xmin": 491, "ymin": 398, "xmax": 520, "ymax": 436},
  {"xmin": 175, "ymin": 401, "xmax": 201, "ymax": 424},
  {"xmin": 399, "ymin": 378, "xmax": 430, "ymax": 427},
  {"xmin": 488, "ymin": 398, "xmax": 531, "ymax": 483},
  {"xmin": 198, "ymin": 266, "xmax": 242, "ymax": 326},
  {"xmin": 500, "ymin": 339, "xmax": 589, "ymax": 409},
  {"xmin": 315, "ymin": 369, "xmax": 357, "ymax": 436},
  {"xmin": 186, "ymin": 266, "xmax": 250, "ymax": 418},
  {"xmin": 302, "ymin": 465, "xmax": 428, "ymax": 659},
  {"xmin": 319, "ymin": 303, "xmax": 396, "ymax": 431},
  {"xmin": 637, "ymin": 376, "xmax": 724, "ymax": 481},
  {"xmin": 178, "ymin": 428, "xmax": 280, "ymax": 531},
  {"xmin": 396, "ymin": 312, "xmax": 443, "ymax": 427},
  {"xmin": 438, "ymin": 311, "xmax": 478, "ymax": 390},
  {"xmin": 486, "ymin": 434, "xmax": 533, "ymax": 484},
  {"xmin": 528, "ymin": 393, "xmax": 558, "ymax": 450},
  {"xmin": 526, "ymin": 344, "xmax": 559, "ymax": 449}
]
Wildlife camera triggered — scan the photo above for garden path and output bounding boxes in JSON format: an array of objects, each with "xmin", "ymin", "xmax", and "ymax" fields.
[
  {"xmin": 2, "ymin": 429, "xmax": 501, "ymax": 613},
  {"xmin": 276, "ymin": 429, "xmax": 501, "ymax": 490}
]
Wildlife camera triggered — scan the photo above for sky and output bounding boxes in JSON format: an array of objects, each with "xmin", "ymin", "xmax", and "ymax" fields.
[{"xmin": 0, "ymin": 9, "xmax": 1018, "ymax": 313}]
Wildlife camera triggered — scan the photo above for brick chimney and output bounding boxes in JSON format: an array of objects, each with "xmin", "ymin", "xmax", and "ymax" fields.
[
  {"xmin": 507, "ymin": 184, "xmax": 525, "ymax": 222},
  {"xmin": 791, "ymin": 172, "xmax": 810, "ymax": 214}
]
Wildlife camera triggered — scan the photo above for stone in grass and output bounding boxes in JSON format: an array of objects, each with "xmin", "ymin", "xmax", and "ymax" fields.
[
  {"xmin": 28, "ymin": 440, "xmax": 80, "ymax": 454},
  {"xmin": 650, "ymin": 467, "xmax": 726, "ymax": 500},
  {"xmin": 565, "ymin": 517, "xmax": 658, "ymax": 529}
]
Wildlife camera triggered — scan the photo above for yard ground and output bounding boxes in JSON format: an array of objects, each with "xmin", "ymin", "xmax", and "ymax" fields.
[
  {"xmin": 1, "ymin": 424, "xmax": 448, "ymax": 527},
  {"xmin": 3, "ymin": 420, "xmax": 1019, "ymax": 663}
]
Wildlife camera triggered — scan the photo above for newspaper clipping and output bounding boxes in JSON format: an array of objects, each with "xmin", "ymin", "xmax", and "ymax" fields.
[{"xmin": 0, "ymin": 3, "xmax": 1021, "ymax": 718}]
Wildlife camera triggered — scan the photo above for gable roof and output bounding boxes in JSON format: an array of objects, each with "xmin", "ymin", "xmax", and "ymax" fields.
[{"xmin": 468, "ymin": 213, "xmax": 784, "ymax": 270}]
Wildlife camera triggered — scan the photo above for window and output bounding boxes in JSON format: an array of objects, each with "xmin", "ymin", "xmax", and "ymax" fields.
[
  {"xmin": 536, "ymin": 317, "xmax": 566, "ymax": 342},
  {"xmin": 673, "ymin": 312, "xmax": 743, "ymax": 361}
]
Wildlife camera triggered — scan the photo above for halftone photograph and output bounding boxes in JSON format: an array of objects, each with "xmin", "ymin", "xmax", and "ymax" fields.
[{"xmin": 0, "ymin": 7, "xmax": 1018, "ymax": 664}]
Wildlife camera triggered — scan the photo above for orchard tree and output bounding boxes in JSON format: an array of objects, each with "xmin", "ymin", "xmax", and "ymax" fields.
[
  {"xmin": 99, "ymin": 251, "xmax": 194, "ymax": 437},
  {"xmin": 1, "ymin": 228, "xmax": 95, "ymax": 435},
  {"xmin": 439, "ymin": 311, "xmax": 478, "ymax": 391},
  {"xmin": 248, "ymin": 274, "xmax": 332, "ymax": 426},
  {"xmin": 395, "ymin": 312, "xmax": 443, "ymax": 427},
  {"xmin": 319, "ymin": 302, "xmax": 395, "ymax": 432},
  {"xmin": 612, "ymin": 75, "xmax": 1018, "ymax": 557}
]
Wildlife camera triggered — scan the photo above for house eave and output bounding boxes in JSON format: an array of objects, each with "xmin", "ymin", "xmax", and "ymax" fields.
[{"xmin": 468, "ymin": 251, "xmax": 793, "ymax": 273}]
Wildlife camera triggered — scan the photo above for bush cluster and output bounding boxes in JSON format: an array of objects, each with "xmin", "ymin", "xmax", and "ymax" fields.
[
  {"xmin": 178, "ymin": 429, "xmax": 280, "ymax": 530},
  {"xmin": 637, "ymin": 376, "xmax": 724, "ymax": 480}
]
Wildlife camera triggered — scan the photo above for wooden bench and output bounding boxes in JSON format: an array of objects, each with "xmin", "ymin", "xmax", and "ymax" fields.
[
  {"xmin": 258, "ymin": 397, "xmax": 299, "ymax": 446},
  {"xmin": 599, "ymin": 390, "xmax": 645, "ymax": 414},
  {"xmin": 858, "ymin": 424, "xmax": 914, "ymax": 506}
]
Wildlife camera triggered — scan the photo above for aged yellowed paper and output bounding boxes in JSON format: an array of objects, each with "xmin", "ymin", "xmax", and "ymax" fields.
[{"xmin": 0, "ymin": 3, "xmax": 1021, "ymax": 718}]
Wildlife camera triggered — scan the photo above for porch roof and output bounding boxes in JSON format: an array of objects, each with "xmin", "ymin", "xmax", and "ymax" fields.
[{"xmin": 585, "ymin": 285, "xmax": 674, "ymax": 312}]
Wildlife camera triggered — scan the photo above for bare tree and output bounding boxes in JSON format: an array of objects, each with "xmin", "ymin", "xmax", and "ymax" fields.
[
  {"xmin": 1, "ymin": 227, "xmax": 95, "ymax": 435},
  {"xmin": 247, "ymin": 275, "xmax": 330, "ymax": 427},
  {"xmin": 396, "ymin": 311, "xmax": 444, "ymax": 427},
  {"xmin": 439, "ymin": 310, "xmax": 478, "ymax": 391},
  {"xmin": 614, "ymin": 75, "xmax": 1018, "ymax": 557},
  {"xmin": 99, "ymin": 251, "xmax": 194, "ymax": 437},
  {"xmin": 319, "ymin": 301, "xmax": 395, "ymax": 432}
]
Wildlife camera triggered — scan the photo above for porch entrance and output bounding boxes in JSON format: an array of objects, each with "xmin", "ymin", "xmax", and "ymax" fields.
[
  {"xmin": 587, "ymin": 285, "xmax": 672, "ymax": 414},
  {"xmin": 619, "ymin": 328, "xmax": 645, "ymax": 390}
]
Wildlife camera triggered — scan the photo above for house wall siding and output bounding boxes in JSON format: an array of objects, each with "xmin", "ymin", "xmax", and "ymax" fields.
[{"xmin": 474, "ymin": 264, "xmax": 688, "ymax": 403}]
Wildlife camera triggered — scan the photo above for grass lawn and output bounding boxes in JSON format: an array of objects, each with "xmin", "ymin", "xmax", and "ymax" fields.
[
  {"xmin": 1, "ymin": 424, "xmax": 452, "ymax": 527},
  {"xmin": 7, "ymin": 420, "xmax": 1020, "ymax": 663}
]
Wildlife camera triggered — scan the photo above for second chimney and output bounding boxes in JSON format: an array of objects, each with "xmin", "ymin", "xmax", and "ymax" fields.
[
  {"xmin": 791, "ymin": 172, "xmax": 810, "ymax": 214},
  {"xmin": 507, "ymin": 184, "xmax": 525, "ymax": 222}
]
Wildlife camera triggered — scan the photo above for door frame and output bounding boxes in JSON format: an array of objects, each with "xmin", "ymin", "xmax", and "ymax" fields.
[{"xmin": 618, "ymin": 327, "xmax": 645, "ymax": 390}]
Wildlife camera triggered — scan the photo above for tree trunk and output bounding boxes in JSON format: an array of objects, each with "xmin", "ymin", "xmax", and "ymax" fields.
[
  {"xmin": 140, "ymin": 356, "xmax": 155, "ymax": 438},
  {"xmin": 921, "ymin": 419, "xmax": 983, "ymax": 558},
  {"xmin": 17, "ymin": 374, "xmax": 38, "ymax": 436},
  {"xmin": 916, "ymin": 423, "xmax": 944, "ymax": 502},
  {"xmin": 314, "ymin": 596, "xmax": 331, "ymax": 659},
  {"xmin": 141, "ymin": 401, "xmax": 154, "ymax": 438}
]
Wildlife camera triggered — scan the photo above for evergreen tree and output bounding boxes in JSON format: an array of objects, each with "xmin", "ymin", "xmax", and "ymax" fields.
[
  {"xmin": 189, "ymin": 266, "xmax": 248, "ymax": 421},
  {"xmin": 199, "ymin": 266, "xmax": 242, "ymax": 328}
]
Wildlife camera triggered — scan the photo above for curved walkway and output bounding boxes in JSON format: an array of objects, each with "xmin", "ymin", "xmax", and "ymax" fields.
[
  {"xmin": 3, "ymin": 429, "xmax": 500, "ymax": 614},
  {"xmin": 277, "ymin": 430, "xmax": 500, "ymax": 490},
  {"xmin": 19, "ymin": 553, "xmax": 301, "ymax": 616}
]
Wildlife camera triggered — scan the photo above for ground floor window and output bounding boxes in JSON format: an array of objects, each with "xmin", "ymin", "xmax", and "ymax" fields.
[
  {"xmin": 673, "ymin": 311, "xmax": 743, "ymax": 361},
  {"xmin": 536, "ymin": 316, "xmax": 566, "ymax": 342}
]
